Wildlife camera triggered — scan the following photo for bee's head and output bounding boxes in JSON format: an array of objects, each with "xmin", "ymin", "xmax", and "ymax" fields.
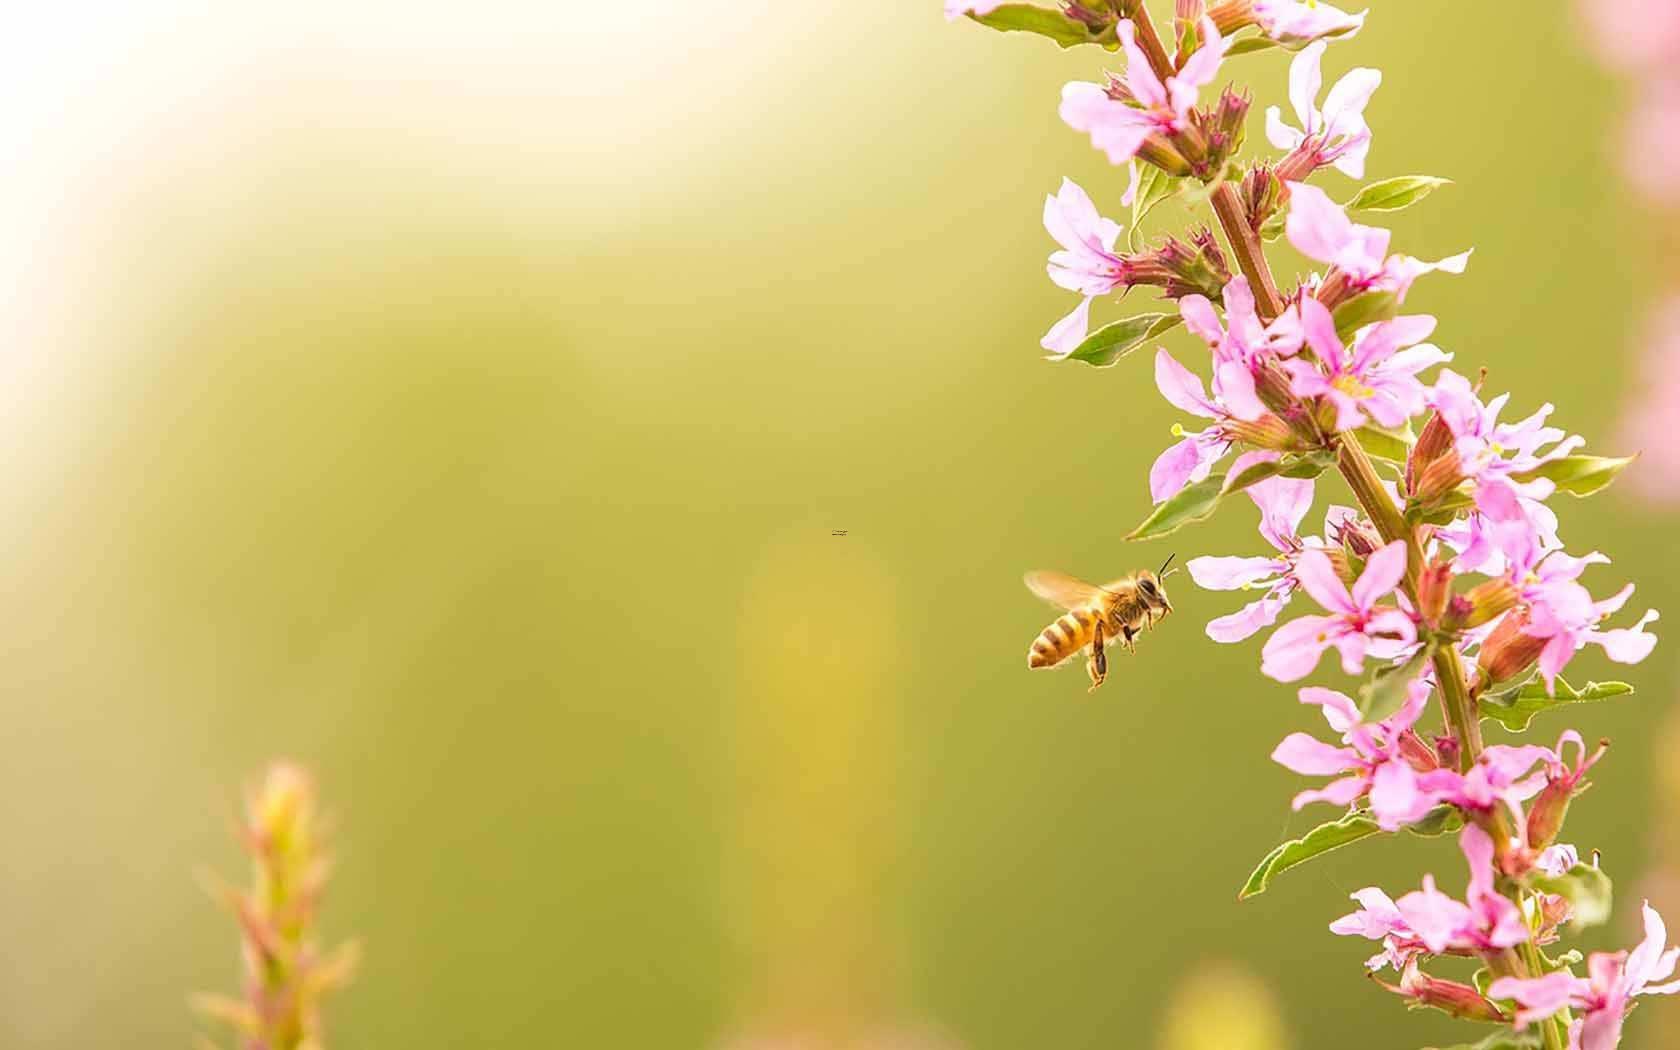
[{"xmin": 1141, "ymin": 554, "xmax": 1178, "ymax": 613}]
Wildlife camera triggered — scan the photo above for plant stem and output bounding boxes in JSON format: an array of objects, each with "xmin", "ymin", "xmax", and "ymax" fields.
[
  {"xmin": 1209, "ymin": 184, "xmax": 1285, "ymax": 317},
  {"xmin": 1125, "ymin": 1, "xmax": 1178, "ymax": 82}
]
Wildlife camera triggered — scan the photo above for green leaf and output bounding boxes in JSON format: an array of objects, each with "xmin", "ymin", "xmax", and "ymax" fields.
[
  {"xmin": 1240, "ymin": 811, "xmax": 1382, "ymax": 900},
  {"xmin": 1346, "ymin": 175, "xmax": 1453, "ymax": 214},
  {"xmin": 1258, "ymin": 210, "xmax": 1286, "ymax": 242},
  {"xmin": 1428, "ymin": 1032, "xmax": 1542, "ymax": 1050},
  {"xmin": 1130, "ymin": 166, "xmax": 1181, "ymax": 232},
  {"xmin": 1480, "ymin": 677, "xmax": 1635, "ymax": 732},
  {"xmin": 1332, "ymin": 290, "xmax": 1399, "ymax": 342},
  {"xmin": 1356, "ymin": 425, "xmax": 1414, "ymax": 465},
  {"xmin": 969, "ymin": 4, "xmax": 1095, "ymax": 48},
  {"xmin": 1225, "ymin": 33, "xmax": 1279, "ymax": 56},
  {"xmin": 1125, "ymin": 451, "xmax": 1335, "ymax": 541},
  {"xmin": 1358, "ymin": 644, "xmax": 1435, "ymax": 722},
  {"xmin": 1532, "ymin": 863, "xmax": 1613, "ymax": 929},
  {"xmin": 1511, "ymin": 454, "xmax": 1638, "ymax": 498},
  {"xmin": 1051, "ymin": 313, "xmax": 1182, "ymax": 367},
  {"xmin": 1405, "ymin": 805, "xmax": 1463, "ymax": 838}
]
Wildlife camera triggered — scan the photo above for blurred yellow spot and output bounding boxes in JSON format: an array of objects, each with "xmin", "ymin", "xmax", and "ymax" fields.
[{"xmin": 1156, "ymin": 962, "xmax": 1289, "ymax": 1050}]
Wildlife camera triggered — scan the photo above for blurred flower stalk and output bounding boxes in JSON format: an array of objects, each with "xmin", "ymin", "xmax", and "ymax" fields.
[
  {"xmin": 1577, "ymin": 0, "xmax": 1680, "ymax": 500},
  {"xmin": 952, "ymin": 1, "xmax": 1668, "ymax": 1046},
  {"xmin": 194, "ymin": 763, "xmax": 357, "ymax": 1050}
]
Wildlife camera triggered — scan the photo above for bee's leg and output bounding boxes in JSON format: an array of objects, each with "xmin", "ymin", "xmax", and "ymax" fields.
[
  {"xmin": 1121, "ymin": 624, "xmax": 1137, "ymax": 654},
  {"xmin": 1085, "ymin": 622, "xmax": 1107, "ymax": 692}
]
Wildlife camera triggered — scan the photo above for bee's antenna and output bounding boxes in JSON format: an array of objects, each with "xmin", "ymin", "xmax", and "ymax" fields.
[{"xmin": 1158, "ymin": 552, "xmax": 1179, "ymax": 579}]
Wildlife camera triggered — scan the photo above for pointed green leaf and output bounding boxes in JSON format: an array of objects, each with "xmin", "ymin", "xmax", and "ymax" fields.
[
  {"xmin": 1532, "ymin": 863, "xmax": 1613, "ymax": 929},
  {"xmin": 969, "ymin": 4, "xmax": 1097, "ymax": 48},
  {"xmin": 1050, "ymin": 313, "xmax": 1181, "ymax": 367},
  {"xmin": 1480, "ymin": 678, "xmax": 1635, "ymax": 732},
  {"xmin": 1358, "ymin": 644, "xmax": 1434, "ymax": 722},
  {"xmin": 1130, "ymin": 166, "xmax": 1181, "ymax": 233},
  {"xmin": 1511, "ymin": 454, "xmax": 1638, "ymax": 498},
  {"xmin": 1332, "ymin": 290, "xmax": 1399, "ymax": 341},
  {"xmin": 1226, "ymin": 34, "xmax": 1279, "ymax": 56},
  {"xmin": 1356, "ymin": 424, "xmax": 1414, "ymax": 464},
  {"xmin": 1240, "ymin": 811, "xmax": 1382, "ymax": 900},
  {"xmin": 1258, "ymin": 210, "xmax": 1286, "ymax": 242},
  {"xmin": 1405, "ymin": 805, "xmax": 1464, "ymax": 838},
  {"xmin": 1346, "ymin": 175, "xmax": 1453, "ymax": 214},
  {"xmin": 1125, "ymin": 451, "xmax": 1335, "ymax": 541}
]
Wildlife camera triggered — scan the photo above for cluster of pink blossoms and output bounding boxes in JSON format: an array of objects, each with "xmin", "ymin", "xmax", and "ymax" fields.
[{"xmin": 951, "ymin": 1, "xmax": 1669, "ymax": 1045}]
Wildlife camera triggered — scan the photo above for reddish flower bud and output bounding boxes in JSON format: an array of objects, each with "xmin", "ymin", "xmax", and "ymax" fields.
[
  {"xmin": 1206, "ymin": 0, "xmax": 1255, "ymax": 35},
  {"xmin": 1379, "ymin": 961, "xmax": 1511, "ymax": 1024},
  {"xmin": 1411, "ymin": 449, "xmax": 1467, "ymax": 507},
  {"xmin": 1527, "ymin": 737, "xmax": 1610, "ymax": 850},
  {"xmin": 1406, "ymin": 409, "xmax": 1455, "ymax": 495},
  {"xmin": 1477, "ymin": 608, "xmax": 1546, "ymax": 686},
  {"xmin": 1333, "ymin": 514, "xmax": 1384, "ymax": 560},
  {"xmin": 1397, "ymin": 729, "xmax": 1442, "ymax": 774},
  {"xmin": 1416, "ymin": 558, "xmax": 1452, "ymax": 628},
  {"xmin": 1225, "ymin": 413, "xmax": 1304, "ymax": 452},
  {"xmin": 1444, "ymin": 578, "xmax": 1519, "ymax": 632}
]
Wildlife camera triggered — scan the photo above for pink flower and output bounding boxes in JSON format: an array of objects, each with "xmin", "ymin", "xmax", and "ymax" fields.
[
  {"xmin": 1148, "ymin": 350, "xmax": 1268, "ymax": 502},
  {"xmin": 1624, "ymin": 75, "xmax": 1680, "ymax": 204},
  {"xmin": 943, "ymin": 0, "xmax": 1005, "ymax": 21},
  {"xmin": 1415, "ymin": 741, "xmax": 1554, "ymax": 827},
  {"xmin": 1260, "ymin": 539, "xmax": 1417, "ymax": 681},
  {"xmin": 1523, "ymin": 582, "xmax": 1659, "ymax": 692},
  {"xmin": 1284, "ymin": 299, "xmax": 1447, "ymax": 431},
  {"xmin": 1332, "ymin": 826, "xmax": 1527, "ymax": 963},
  {"xmin": 1060, "ymin": 17, "xmax": 1230, "ymax": 165},
  {"xmin": 1271, "ymin": 677, "xmax": 1441, "ymax": 829},
  {"xmin": 1285, "ymin": 182, "xmax": 1470, "ymax": 300},
  {"xmin": 1265, "ymin": 41, "xmax": 1380, "ymax": 178},
  {"xmin": 1187, "ymin": 464, "xmax": 1323, "ymax": 642},
  {"xmin": 1615, "ymin": 296, "xmax": 1680, "ymax": 500},
  {"xmin": 1253, "ymin": 0, "xmax": 1366, "ymax": 47},
  {"xmin": 1489, "ymin": 902, "xmax": 1680, "ymax": 1050},
  {"xmin": 1576, "ymin": 0, "xmax": 1680, "ymax": 74},
  {"xmin": 1180, "ymin": 276, "xmax": 1304, "ymax": 367},
  {"xmin": 1040, "ymin": 178, "xmax": 1128, "ymax": 354}
]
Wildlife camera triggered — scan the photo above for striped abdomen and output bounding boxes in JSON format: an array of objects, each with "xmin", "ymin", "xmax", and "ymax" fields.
[{"xmin": 1028, "ymin": 605, "xmax": 1099, "ymax": 669}]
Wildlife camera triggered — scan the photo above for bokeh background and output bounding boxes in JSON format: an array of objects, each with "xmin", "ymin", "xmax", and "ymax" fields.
[{"xmin": 0, "ymin": 3, "xmax": 1673, "ymax": 1048}]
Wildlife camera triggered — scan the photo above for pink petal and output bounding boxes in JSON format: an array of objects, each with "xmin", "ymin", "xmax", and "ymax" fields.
[
  {"xmin": 1352, "ymin": 540, "xmax": 1408, "ymax": 610},
  {"xmin": 1298, "ymin": 295, "xmax": 1345, "ymax": 361},
  {"xmin": 1287, "ymin": 40, "xmax": 1325, "ymax": 133},
  {"xmin": 1292, "ymin": 548, "xmax": 1356, "ymax": 614},
  {"xmin": 1273, "ymin": 732, "xmax": 1360, "ymax": 776},
  {"xmin": 1299, "ymin": 686, "xmax": 1359, "ymax": 734},
  {"xmin": 1486, "ymin": 972, "xmax": 1587, "ymax": 1028},
  {"xmin": 1155, "ymin": 349, "xmax": 1220, "ymax": 418},
  {"xmin": 1321, "ymin": 67, "xmax": 1381, "ymax": 131},
  {"xmin": 1205, "ymin": 594, "xmax": 1286, "ymax": 643},
  {"xmin": 1368, "ymin": 759, "xmax": 1435, "ymax": 830},
  {"xmin": 1285, "ymin": 181, "xmax": 1357, "ymax": 267},
  {"xmin": 1149, "ymin": 434, "xmax": 1210, "ymax": 503},
  {"xmin": 1187, "ymin": 555, "xmax": 1281, "ymax": 590},
  {"xmin": 1261, "ymin": 614, "xmax": 1338, "ymax": 681},
  {"xmin": 1179, "ymin": 294, "xmax": 1225, "ymax": 346},
  {"xmin": 1041, "ymin": 297, "xmax": 1094, "ymax": 355},
  {"xmin": 1291, "ymin": 773, "xmax": 1367, "ymax": 810}
]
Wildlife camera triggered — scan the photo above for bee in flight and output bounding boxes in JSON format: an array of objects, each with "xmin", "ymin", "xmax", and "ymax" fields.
[{"xmin": 1024, "ymin": 556, "xmax": 1178, "ymax": 692}]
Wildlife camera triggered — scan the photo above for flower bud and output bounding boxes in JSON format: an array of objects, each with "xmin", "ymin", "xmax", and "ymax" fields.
[
  {"xmin": 1416, "ymin": 558, "xmax": 1452, "ymax": 628},
  {"xmin": 1443, "ymin": 578, "xmax": 1519, "ymax": 632},
  {"xmin": 1135, "ymin": 134, "xmax": 1194, "ymax": 178},
  {"xmin": 1225, "ymin": 413, "xmax": 1302, "ymax": 452},
  {"xmin": 1526, "ymin": 739, "xmax": 1609, "ymax": 850},
  {"xmin": 1406, "ymin": 409, "xmax": 1455, "ymax": 495},
  {"xmin": 1199, "ymin": 87, "xmax": 1251, "ymax": 171},
  {"xmin": 1241, "ymin": 162, "xmax": 1282, "ymax": 231},
  {"xmin": 1332, "ymin": 514, "xmax": 1384, "ymax": 560},
  {"xmin": 1411, "ymin": 449, "xmax": 1467, "ymax": 508},
  {"xmin": 1312, "ymin": 267, "xmax": 1354, "ymax": 311},
  {"xmin": 1397, "ymin": 729, "xmax": 1441, "ymax": 774},
  {"xmin": 1206, "ymin": 0, "xmax": 1255, "ymax": 35},
  {"xmin": 1380, "ymin": 961, "xmax": 1510, "ymax": 1024},
  {"xmin": 1476, "ymin": 608, "xmax": 1545, "ymax": 686}
]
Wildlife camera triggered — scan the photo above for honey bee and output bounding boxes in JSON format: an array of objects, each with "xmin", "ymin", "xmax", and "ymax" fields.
[{"xmin": 1024, "ymin": 556, "xmax": 1177, "ymax": 692}]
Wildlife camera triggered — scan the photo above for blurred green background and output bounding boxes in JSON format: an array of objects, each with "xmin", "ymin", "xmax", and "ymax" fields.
[{"xmin": 0, "ymin": 2, "xmax": 1673, "ymax": 1047}]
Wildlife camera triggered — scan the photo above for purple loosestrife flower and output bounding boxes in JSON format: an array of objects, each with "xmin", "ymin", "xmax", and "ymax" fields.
[
  {"xmin": 1185, "ymin": 467, "xmax": 1327, "ymax": 642},
  {"xmin": 1149, "ymin": 351, "xmax": 1271, "ymax": 502},
  {"xmin": 1285, "ymin": 182, "xmax": 1470, "ymax": 300},
  {"xmin": 1060, "ymin": 17, "xmax": 1229, "ymax": 165},
  {"xmin": 1616, "ymin": 296, "xmax": 1680, "ymax": 498},
  {"xmin": 1285, "ymin": 299, "xmax": 1447, "ymax": 431},
  {"xmin": 943, "ymin": 0, "xmax": 1005, "ymax": 21},
  {"xmin": 1253, "ymin": 0, "xmax": 1366, "ymax": 46},
  {"xmin": 1040, "ymin": 178, "xmax": 1128, "ymax": 353},
  {"xmin": 1180, "ymin": 275, "xmax": 1304, "ymax": 366},
  {"xmin": 1260, "ymin": 539, "xmax": 1416, "ymax": 681},
  {"xmin": 1331, "ymin": 826, "xmax": 1528, "ymax": 967},
  {"xmin": 1266, "ymin": 41, "xmax": 1380, "ymax": 179},
  {"xmin": 1489, "ymin": 902, "xmax": 1680, "ymax": 1050},
  {"xmin": 1271, "ymin": 678, "xmax": 1442, "ymax": 828}
]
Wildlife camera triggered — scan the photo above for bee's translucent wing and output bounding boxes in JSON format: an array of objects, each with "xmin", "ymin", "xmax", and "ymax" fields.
[{"xmin": 1023, "ymin": 570, "xmax": 1103, "ymax": 611}]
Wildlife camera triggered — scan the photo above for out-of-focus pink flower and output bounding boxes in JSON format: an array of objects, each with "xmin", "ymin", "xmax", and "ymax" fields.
[
  {"xmin": 944, "ymin": 0, "xmax": 1005, "ymax": 21},
  {"xmin": 1061, "ymin": 17, "xmax": 1230, "ymax": 165},
  {"xmin": 1624, "ymin": 76, "xmax": 1680, "ymax": 203},
  {"xmin": 1149, "ymin": 351, "xmax": 1269, "ymax": 502},
  {"xmin": 1271, "ymin": 677, "xmax": 1441, "ymax": 829},
  {"xmin": 1179, "ymin": 275, "xmax": 1304, "ymax": 367},
  {"xmin": 1254, "ymin": 0, "xmax": 1366, "ymax": 47},
  {"xmin": 1285, "ymin": 182, "xmax": 1470, "ymax": 300},
  {"xmin": 1489, "ymin": 901, "xmax": 1680, "ymax": 1049},
  {"xmin": 1332, "ymin": 826, "xmax": 1528, "ymax": 964},
  {"xmin": 1260, "ymin": 539, "xmax": 1416, "ymax": 681},
  {"xmin": 1616, "ymin": 296, "xmax": 1680, "ymax": 499},
  {"xmin": 1040, "ymin": 178, "xmax": 1127, "ymax": 354},
  {"xmin": 1576, "ymin": 0, "xmax": 1680, "ymax": 74},
  {"xmin": 1265, "ymin": 41, "xmax": 1380, "ymax": 178},
  {"xmin": 1284, "ymin": 299, "xmax": 1446, "ymax": 431}
]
